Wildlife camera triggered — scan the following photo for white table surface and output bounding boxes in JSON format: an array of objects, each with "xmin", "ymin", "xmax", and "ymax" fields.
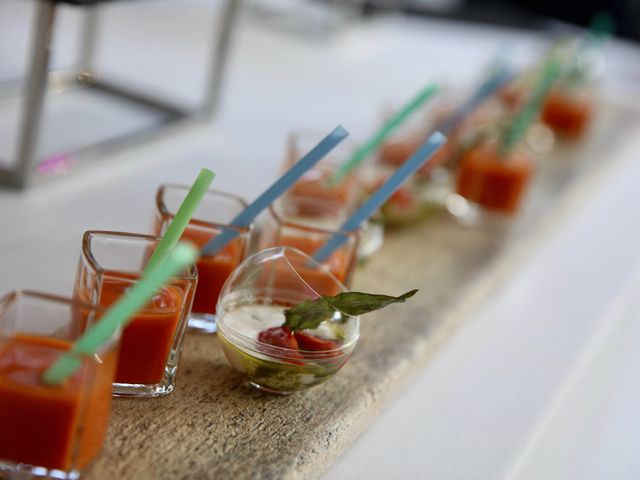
[{"xmin": 1, "ymin": 2, "xmax": 640, "ymax": 478}]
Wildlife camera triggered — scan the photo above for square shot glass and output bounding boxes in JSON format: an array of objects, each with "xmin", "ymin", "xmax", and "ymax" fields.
[
  {"xmin": 0, "ymin": 290, "xmax": 119, "ymax": 479},
  {"xmin": 74, "ymin": 230, "xmax": 197, "ymax": 397},
  {"xmin": 152, "ymin": 185, "xmax": 255, "ymax": 333}
]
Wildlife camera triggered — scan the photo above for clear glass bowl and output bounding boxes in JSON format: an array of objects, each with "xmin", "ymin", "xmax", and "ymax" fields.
[{"xmin": 216, "ymin": 247, "xmax": 360, "ymax": 395}]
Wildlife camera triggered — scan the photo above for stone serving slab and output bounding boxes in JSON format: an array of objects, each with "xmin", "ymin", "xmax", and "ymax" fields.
[{"xmin": 87, "ymin": 99, "xmax": 640, "ymax": 480}]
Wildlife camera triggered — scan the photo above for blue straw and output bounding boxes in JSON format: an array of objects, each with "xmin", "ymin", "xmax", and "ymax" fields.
[
  {"xmin": 201, "ymin": 125, "xmax": 349, "ymax": 256},
  {"xmin": 437, "ymin": 66, "xmax": 512, "ymax": 135},
  {"xmin": 313, "ymin": 131, "xmax": 447, "ymax": 263}
]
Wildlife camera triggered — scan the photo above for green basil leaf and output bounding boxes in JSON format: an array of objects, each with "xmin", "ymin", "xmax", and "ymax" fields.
[
  {"xmin": 282, "ymin": 298, "xmax": 336, "ymax": 332},
  {"xmin": 283, "ymin": 289, "xmax": 418, "ymax": 332},
  {"xmin": 323, "ymin": 290, "xmax": 418, "ymax": 317}
]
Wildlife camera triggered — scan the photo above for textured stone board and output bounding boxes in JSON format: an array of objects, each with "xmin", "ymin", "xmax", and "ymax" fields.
[{"xmin": 86, "ymin": 100, "xmax": 639, "ymax": 480}]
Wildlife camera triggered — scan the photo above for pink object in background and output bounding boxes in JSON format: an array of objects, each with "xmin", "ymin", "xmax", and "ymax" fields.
[{"xmin": 37, "ymin": 153, "xmax": 75, "ymax": 174}]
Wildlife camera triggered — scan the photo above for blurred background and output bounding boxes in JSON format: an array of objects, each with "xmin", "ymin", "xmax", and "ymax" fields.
[
  {"xmin": 240, "ymin": 0, "xmax": 640, "ymax": 41},
  {"xmin": 363, "ymin": 0, "xmax": 640, "ymax": 41},
  {"xmin": 1, "ymin": 0, "xmax": 638, "ymax": 188}
]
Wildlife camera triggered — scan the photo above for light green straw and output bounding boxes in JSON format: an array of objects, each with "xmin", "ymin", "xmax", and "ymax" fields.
[
  {"xmin": 144, "ymin": 168, "xmax": 215, "ymax": 273},
  {"xmin": 330, "ymin": 83, "xmax": 440, "ymax": 185},
  {"xmin": 585, "ymin": 11, "xmax": 615, "ymax": 47},
  {"xmin": 566, "ymin": 12, "xmax": 615, "ymax": 89},
  {"xmin": 41, "ymin": 243, "xmax": 198, "ymax": 386},
  {"xmin": 500, "ymin": 58, "xmax": 563, "ymax": 155}
]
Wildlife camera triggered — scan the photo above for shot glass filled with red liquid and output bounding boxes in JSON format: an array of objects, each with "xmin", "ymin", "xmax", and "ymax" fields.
[
  {"xmin": 542, "ymin": 87, "xmax": 594, "ymax": 139},
  {"xmin": 260, "ymin": 200, "xmax": 360, "ymax": 290},
  {"xmin": 74, "ymin": 231, "xmax": 197, "ymax": 397},
  {"xmin": 153, "ymin": 185, "xmax": 254, "ymax": 334},
  {"xmin": 0, "ymin": 290, "xmax": 119, "ymax": 478},
  {"xmin": 285, "ymin": 130, "xmax": 362, "ymax": 209},
  {"xmin": 285, "ymin": 131, "xmax": 383, "ymax": 260},
  {"xmin": 371, "ymin": 96, "xmax": 470, "ymax": 227},
  {"xmin": 455, "ymin": 142, "xmax": 534, "ymax": 216}
]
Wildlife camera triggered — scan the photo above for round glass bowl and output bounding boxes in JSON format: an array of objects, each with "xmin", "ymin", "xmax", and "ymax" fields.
[{"xmin": 216, "ymin": 247, "xmax": 360, "ymax": 395}]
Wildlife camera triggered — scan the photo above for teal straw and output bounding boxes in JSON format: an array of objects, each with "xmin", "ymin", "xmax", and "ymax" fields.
[
  {"xmin": 329, "ymin": 84, "xmax": 440, "ymax": 185},
  {"xmin": 566, "ymin": 12, "xmax": 616, "ymax": 88},
  {"xmin": 500, "ymin": 58, "xmax": 563, "ymax": 155}
]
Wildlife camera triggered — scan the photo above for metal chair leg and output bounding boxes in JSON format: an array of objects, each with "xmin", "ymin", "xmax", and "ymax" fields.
[
  {"xmin": 78, "ymin": 4, "xmax": 99, "ymax": 78},
  {"xmin": 203, "ymin": 0, "xmax": 241, "ymax": 119},
  {"xmin": 1, "ymin": 0, "xmax": 239, "ymax": 189},
  {"xmin": 13, "ymin": 0, "xmax": 56, "ymax": 188}
]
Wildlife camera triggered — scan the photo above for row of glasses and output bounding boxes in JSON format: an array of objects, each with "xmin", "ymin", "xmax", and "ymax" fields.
[
  {"xmin": 362, "ymin": 90, "xmax": 464, "ymax": 226},
  {"xmin": 444, "ymin": 48, "xmax": 600, "ymax": 223},
  {"xmin": 0, "ymin": 133, "xmax": 367, "ymax": 478},
  {"xmin": 366, "ymin": 80, "xmax": 586, "ymax": 226},
  {"xmin": 373, "ymin": 49, "xmax": 600, "ymax": 226},
  {"xmin": 0, "ymin": 245, "xmax": 362, "ymax": 477},
  {"xmin": 0, "ymin": 61, "xmax": 600, "ymax": 479}
]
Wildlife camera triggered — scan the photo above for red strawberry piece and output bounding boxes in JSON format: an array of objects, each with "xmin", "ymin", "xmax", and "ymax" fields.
[
  {"xmin": 372, "ymin": 178, "xmax": 416, "ymax": 209},
  {"xmin": 257, "ymin": 327, "xmax": 304, "ymax": 364},
  {"xmin": 389, "ymin": 186, "xmax": 416, "ymax": 208},
  {"xmin": 294, "ymin": 331, "xmax": 340, "ymax": 356}
]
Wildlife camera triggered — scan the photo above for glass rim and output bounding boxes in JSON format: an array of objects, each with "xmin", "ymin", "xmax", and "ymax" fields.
[
  {"xmin": 0, "ymin": 289, "xmax": 120, "ymax": 355},
  {"xmin": 287, "ymin": 129, "xmax": 360, "ymax": 154},
  {"xmin": 267, "ymin": 204, "xmax": 361, "ymax": 239},
  {"xmin": 464, "ymin": 141, "xmax": 534, "ymax": 165},
  {"xmin": 217, "ymin": 246, "xmax": 360, "ymax": 357},
  {"xmin": 276, "ymin": 191, "xmax": 351, "ymax": 214},
  {"xmin": 81, "ymin": 230, "xmax": 198, "ymax": 281},
  {"xmin": 155, "ymin": 184, "xmax": 253, "ymax": 235},
  {"xmin": 286, "ymin": 130, "xmax": 365, "ymax": 185},
  {"xmin": 0, "ymin": 289, "xmax": 109, "ymax": 313}
]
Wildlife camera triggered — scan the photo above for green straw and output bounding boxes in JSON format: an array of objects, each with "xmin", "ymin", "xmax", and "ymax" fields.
[
  {"xmin": 41, "ymin": 242, "xmax": 198, "ymax": 386},
  {"xmin": 500, "ymin": 58, "xmax": 563, "ymax": 155},
  {"xmin": 566, "ymin": 12, "xmax": 615, "ymax": 88},
  {"xmin": 586, "ymin": 11, "xmax": 616, "ymax": 46},
  {"xmin": 330, "ymin": 83, "xmax": 439, "ymax": 185},
  {"xmin": 144, "ymin": 168, "xmax": 215, "ymax": 273}
]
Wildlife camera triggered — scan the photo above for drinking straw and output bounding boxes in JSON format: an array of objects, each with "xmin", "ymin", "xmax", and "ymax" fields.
[
  {"xmin": 436, "ymin": 65, "xmax": 512, "ymax": 135},
  {"xmin": 42, "ymin": 243, "xmax": 198, "ymax": 386},
  {"xmin": 144, "ymin": 168, "xmax": 215, "ymax": 273},
  {"xmin": 201, "ymin": 125, "xmax": 349, "ymax": 256},
  {"xmin": 314, "ymin": 131, "xmax": 447, "ymax": 263},
  {"xmin": 566, "ymin": 12, "xmax": 615, "ymax": 88},
  {"xmin": 584, "ymin": 12, "xmax": 615, "ymax": 48},
  {"xmin": 329, "ymin": 84, "xmax": 440, "ymax": 185},
  {"xmin": 500, "ymin": 58, "xmax": 563, "ymax": 155}
]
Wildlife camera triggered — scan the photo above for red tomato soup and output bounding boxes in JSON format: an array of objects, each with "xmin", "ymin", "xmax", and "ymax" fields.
[
  {"xmin": 97, "ymin": 276, "xmax": 185, "ymax": 385},
  {"xmin": 0, "ymin": 334, "xmax": 116, "ymax": 471},
  {"xmin": 542, "ymin": 89, "xmax": 593, "ymax": 139},
  {"xmin": 180, "ymin": 224, "xmax": 247, "ymax": 315},
  {"xmin": 277, "ymin": 235, "xmax": 352, "ymax": 295},
  {"xmin": 456, "ymin": 144, "xmax": 533, "ymax": 214}
]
